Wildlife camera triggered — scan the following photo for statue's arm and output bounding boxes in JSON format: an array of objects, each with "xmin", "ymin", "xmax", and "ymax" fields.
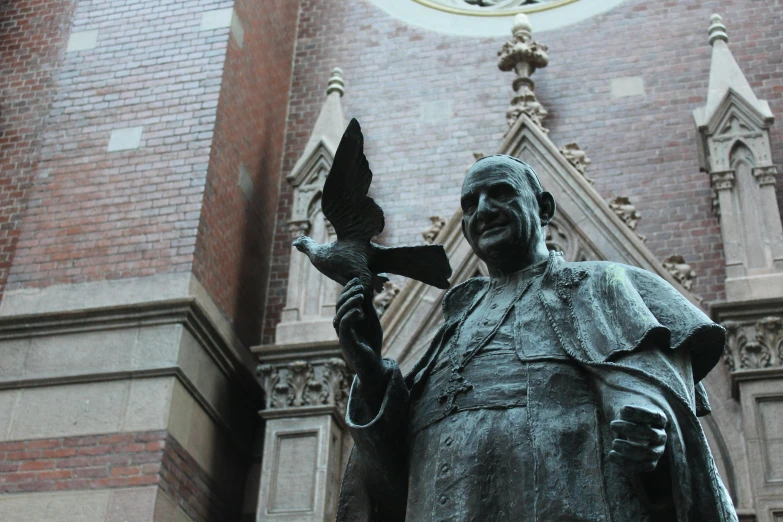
[
  {"xmin": 590, "ymin": 347, "xmax": 694, "ymax": 510},
  {"xmin": 336, "ymin": 280, "xmax": 410, "ymax": 512}
]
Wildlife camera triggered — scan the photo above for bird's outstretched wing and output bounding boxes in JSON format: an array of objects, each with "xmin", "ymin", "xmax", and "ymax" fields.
[{"xmin": 322, "ymin": 119, "xmax": 384, "ymax": 241}]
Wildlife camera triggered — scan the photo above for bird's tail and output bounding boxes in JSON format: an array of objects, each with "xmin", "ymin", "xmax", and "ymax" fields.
[{"xmin": 372, "ymin": 244, "xmax": 452, "ymax": 290}]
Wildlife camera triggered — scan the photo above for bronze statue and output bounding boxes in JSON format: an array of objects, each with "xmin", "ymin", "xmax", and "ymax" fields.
[
  {"xmin": 293, "ymin": 119, "xmax": 452, "ymax": 296},
  {"xmin": 296, "ymin": 123, "xmax": 735, "ymax": 520}
]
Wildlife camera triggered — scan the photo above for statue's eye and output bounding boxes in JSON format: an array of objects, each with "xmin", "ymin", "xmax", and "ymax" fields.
[{"xmin": 461, "ymin": 196, "xmax": 477, "ymax": 214}]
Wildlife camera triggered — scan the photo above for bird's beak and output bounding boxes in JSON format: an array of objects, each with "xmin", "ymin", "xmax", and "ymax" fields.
[{"xmin": 292, "ymin": 236, "xmax": 305, "ymax": 251}]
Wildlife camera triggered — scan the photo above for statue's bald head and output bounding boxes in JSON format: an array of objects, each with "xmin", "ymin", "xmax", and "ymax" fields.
[
  {"xmin": 461, "ymin": 154, "xmax": 556, "ymax": 276},
  {"xmin": 464, "ymin": 155, "xmax": 545, "ymax": 200}
]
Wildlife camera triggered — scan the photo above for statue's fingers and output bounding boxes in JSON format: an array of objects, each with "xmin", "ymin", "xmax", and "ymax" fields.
[
  {"xmin": 620, "ymin": 405, "xmax": 667, "ymax": 429},
  {"xmin": 334, "ymin": 294, "xmax": 364, "ymax": 331},
  {"xmin": 610, "ymin": 420, "xmax": 666, "ymax": 445},
  {"xmin": 609, "ymin": 450, "xmax": 657, "ymax": 473},
  {"xmin": 337, "ymin": 280, "xmax": 364, "ymax": 309},
  {"xmin": 612, "ymin": 439, "xmax": 660, "ymax": 462},
  {"xmin": 338, "ymin": 308, "xmax": 362, "ymax": 340}
]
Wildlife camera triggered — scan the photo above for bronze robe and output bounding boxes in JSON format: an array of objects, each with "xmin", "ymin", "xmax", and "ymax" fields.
[{"xmin": 336, "ymin": 254, "xmax": 736, "ymax": 522}]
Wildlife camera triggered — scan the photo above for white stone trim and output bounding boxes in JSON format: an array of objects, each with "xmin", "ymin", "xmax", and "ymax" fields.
[
  {"xmin": 365, "ymin": 0, "xmax": 630, "ymax": 37},
  {"xmin": 107, "ymin": 126, "xmax": 144, "ymax": 152},
  {"xmin": 66, "ymin": 30, "xmax": 99, "ymax": 52}
]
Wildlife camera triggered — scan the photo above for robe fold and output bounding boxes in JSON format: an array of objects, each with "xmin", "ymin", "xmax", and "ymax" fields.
[{"xmin": 336, "ymin": 253, "xmax": 736, "ymax": 522}]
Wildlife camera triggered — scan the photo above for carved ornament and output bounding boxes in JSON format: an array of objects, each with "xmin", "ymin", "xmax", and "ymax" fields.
[
  {"xmin": 662, "ymin": 255, "xmax": 696, "ymax": 292},
  {"xmin": 722, "ymin": 316, "xmax": 783, "ymax": 372},
  {"xmin": 374, "ymin": 280, "xmax": 401, "ymax": 317},
  {"xmin": 559, "ymin": 143, "xmax": 593, "ymax": 184},
  {"xmin": 608, "ymin": 197, "xmax": 646, "ymax": 242},
  {"xmin": 422, "ymin": 216, "xmax": 447, "ymax": 244},
  {"xmin": 257, "ymin": 358, "xmax": 351, "ymax": 414},
  {"xmin": 498, "ymin": 14, "xmax": 549, "ymax": 131}
]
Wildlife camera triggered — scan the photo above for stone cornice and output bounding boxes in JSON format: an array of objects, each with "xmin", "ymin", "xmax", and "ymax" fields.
[{"xmin": 0, "ymin": 298, "xmax": 264, "ymax": 456}]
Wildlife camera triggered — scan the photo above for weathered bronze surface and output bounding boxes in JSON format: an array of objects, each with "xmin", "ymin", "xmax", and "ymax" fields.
[{"xmin": 332, "ymin": 152, "xmax": 736, "ymax": 521}]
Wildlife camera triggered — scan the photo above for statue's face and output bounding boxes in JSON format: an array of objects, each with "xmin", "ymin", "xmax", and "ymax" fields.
[{"xmin": 460, "ymin": 164, "xmax": 543, "ymax": 268}]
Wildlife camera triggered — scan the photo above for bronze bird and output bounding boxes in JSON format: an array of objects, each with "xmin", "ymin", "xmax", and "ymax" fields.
[{"xmin": 293, "ymin": 119, "xmax": 453, "ymax": 295}]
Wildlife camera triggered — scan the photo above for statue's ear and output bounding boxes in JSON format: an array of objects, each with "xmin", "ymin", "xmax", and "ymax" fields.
[{"xmin": 539, "ymin": 191, "xmax": 556, "ymax": 226}]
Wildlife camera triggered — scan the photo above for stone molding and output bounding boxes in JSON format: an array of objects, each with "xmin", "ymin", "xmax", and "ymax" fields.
[
  {"xmin": 421, "ymin": 215, "xmax": 447, "ymax": 244},
  {"xmin": 0, "ymin": 298, "xmax": 263, "ymax": 456}
]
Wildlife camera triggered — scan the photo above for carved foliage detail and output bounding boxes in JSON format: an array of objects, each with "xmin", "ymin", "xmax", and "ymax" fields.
[
  {"xmin": 422, "ymin": 216, "xmax": 447, "ymax": 244},
  {"xmin": 559, "ymin": 143, "xmax": 593, "ymax": 183},
  {"xmin": 662, "ymin": 255, "xmax": 696, "ymax": 291},
  {"xmin": 374, "ymin": 281, "xmax": 401, "ymax": 318},
  {"xmin": 257, "ymin": 358, "xmax": 352, "ymax": 413},
  {"xmin": 722, "ymin": 316, "xmax": 783, "ymax": 372}
]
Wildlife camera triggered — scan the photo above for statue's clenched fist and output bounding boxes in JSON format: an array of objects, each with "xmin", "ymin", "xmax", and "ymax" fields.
[{"xmin": 609, "ymin": 405, "xmax": 668, "ymax": 473}]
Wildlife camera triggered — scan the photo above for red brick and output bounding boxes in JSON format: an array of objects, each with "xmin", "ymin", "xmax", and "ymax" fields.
[
  {"xmin": 19, "ymin": 460, "xmax": 55, "ymax": 471},
  {"xmin": 111, "ymin": 466, "xmax": 140, "ymax": 477},
  {"xmin": 37, "ymin": 470, "xmax": 72, "ymax": 480}
]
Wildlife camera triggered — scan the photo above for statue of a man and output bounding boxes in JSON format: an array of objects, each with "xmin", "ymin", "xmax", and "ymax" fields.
[{"xmin": 334, "ymin": 155, "xmax": 736, "ymax": 521}]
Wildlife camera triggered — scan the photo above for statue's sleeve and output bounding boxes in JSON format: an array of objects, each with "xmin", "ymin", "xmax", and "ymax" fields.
[{"xmin": 343, "ymin": 358, "xmax": 410, "ymax": 518}]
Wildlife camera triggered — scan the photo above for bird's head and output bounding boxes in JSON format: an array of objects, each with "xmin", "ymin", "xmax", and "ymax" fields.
[{"xmin": 292, "ymin": 236, "xmax": 316, "ymax": 254}]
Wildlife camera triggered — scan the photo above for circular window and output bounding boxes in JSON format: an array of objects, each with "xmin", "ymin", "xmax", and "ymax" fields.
[
  {"xmin": 412, "ymin": 0, "xmax": 579, "ymax": 17},
  {"xmin": 367, "ymin": 0, "xmax": 630, "ymax": 37}
]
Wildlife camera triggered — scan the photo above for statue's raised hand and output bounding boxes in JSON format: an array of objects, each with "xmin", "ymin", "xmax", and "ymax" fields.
[
  {"xmin": 609, "ymin": 405, "xmax": 667, "ymax": 473},
  {"xmin": 334, "ymin": 278, "xmax": 388, "ymax": 402}
]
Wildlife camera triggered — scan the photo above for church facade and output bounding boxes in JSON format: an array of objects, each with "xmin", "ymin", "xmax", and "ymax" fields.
[{"xmin": 0, "ymin": 0, "xmax": 781, "ymax": 520}]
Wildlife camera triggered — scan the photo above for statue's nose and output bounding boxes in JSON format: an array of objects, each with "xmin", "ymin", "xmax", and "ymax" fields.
[{"xmin": 475, "ymin": 194, "xmax": 497, "ymax": 224}]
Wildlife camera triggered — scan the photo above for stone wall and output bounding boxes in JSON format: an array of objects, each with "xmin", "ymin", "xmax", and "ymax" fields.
[{"xmin": 263, "ymin": 0, "xmax": 783, "ymax": 343}]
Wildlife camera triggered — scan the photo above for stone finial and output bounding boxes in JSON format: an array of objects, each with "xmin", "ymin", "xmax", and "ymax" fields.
[
  {"xmin": 560, "ymin": 143, "xmax": 593, "ymax": 183},
  {"xmin": 663, "ymin": 255, "xmax": 696, "ymax": 291},
  {"xmin": 374, "ymin": 281, "xmax": 401, "ymax": 317},
  {"xmin": 708, "ymin": 14, "xmax": 728, "ymax": 46},
  {"xmin": 326, "ymin": 67, "xmax": 345, "ymax": 96},
  {"xmin": 498, "ymin": 14, "xmax": 549, "ymax": 131},
  {"xmin": 422, "ymin": 216, "xmax": 447, "ymax": 244}
]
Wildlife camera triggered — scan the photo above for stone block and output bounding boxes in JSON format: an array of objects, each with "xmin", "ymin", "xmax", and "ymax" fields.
[
  {"xmin": 239, "ymin": 163, "xmax": 253, "ymax": 200},
  {"xmin": 0, "ymin": 490, "xmax": 110, "ymax": 522},
  {"xmin": 0, "ymin": 274, "xmax": 191, "ymax": 317},
  {"xmin": 107, "ymin": 126, "xmax": 144, "ymax": 152},
  {"xmin": 134, "ymin": 324, "xmax": 182, "ymax": 371},
  {"xmin": 275, "ymin": 319, "xmax": 337, "ymax": 345},
  {"xmin": 0, "ymin": 390, "xmax": 19, "ymax": 441},
  {"xmin": 10, "ymin": 381, "xmax": 129, "ymax": 440},
  {"xmin": 0, "ymin": 339, "xmax": 30, "ymax": 380},
  {"xmin": 25, "ymin": 329, "xmax": 136, "ymax": 378},
  {"xmin": 200, "ymin": 8, "xmax": 234, "ymax": 31},
  {"xmin": 122, "ymin": 377, "xmax": 174, "ymax": 432},
  {"xmin": 610, "ymin": 76, "xmax": 646, "ymax": 98},
  {"xmin": 230, "ymin": 12, "xmax": 245, "ymax": 48},
  {"xmin": 106, "ymin": 487, "xmax": 157, "ymax": 522},
  {"xmin": 66, "ymin": 30, "xmax": 99, "ymax": 52}
]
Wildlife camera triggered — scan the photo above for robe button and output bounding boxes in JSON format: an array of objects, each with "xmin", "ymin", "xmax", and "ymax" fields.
[
  {"xmin": 482, "ymin": 320, "xmax": 490, "ymax": 325},
  {"xmin": 439, "ymin": 495, "xmax": 448, "ymax": 505},
  {"xmin": 490, "ymin": 304, "xmax": 497, "ymax": 309},
  {"xmin": 440, "ymin": 464, "xmax": 450, "ymax": 474},
  {"xmin": 443, "ymin": 437, "xmax": 453, "ymax": 446}
]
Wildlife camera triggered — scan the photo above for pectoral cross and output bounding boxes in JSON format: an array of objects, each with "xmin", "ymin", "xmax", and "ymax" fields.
[{"xmin": 438, "ymin": 368, "xmax": 474, "ymax": 415}]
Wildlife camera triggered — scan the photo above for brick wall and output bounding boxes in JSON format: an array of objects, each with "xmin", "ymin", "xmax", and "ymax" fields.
[
  {"xmin": 193, "ymin": 0, "xmax": 300, "ymax": 345},
  {"xmin": 1, "ymin": 0, "xmax": 300, "ymax": 345},
  {"xmin": 262, "ymin": 0, "xmax": 783, "ymax": 343},
  {"xmin": 0, "ymin": 0, "xmax": 75, "ymax": 301},
  {"xmin": 0, "ymin": 431, "xmax": 242, "ymax": 522},
  {"xmin": 5, "ymin": 0, "xmax": 230, "ymax": 290}
]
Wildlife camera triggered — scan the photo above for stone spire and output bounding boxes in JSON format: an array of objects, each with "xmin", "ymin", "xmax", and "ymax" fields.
[
  {"xmin": 289, "ymin": 67, "xmax": 347, "ymax": 183},
  {"xmin": 693, "ymin": 14, "xmax": 783, "ymax": 302},
  {"xmin": 498, "ymin": 13, "xmax": 549, "ymax": 131},
  {"xmin": 278, "ymin": 68, "xmax": 347, "ymax": 345},
  {"xmin": 694, "ymin": 14, "xmax": 773, "ymax": 130}
]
